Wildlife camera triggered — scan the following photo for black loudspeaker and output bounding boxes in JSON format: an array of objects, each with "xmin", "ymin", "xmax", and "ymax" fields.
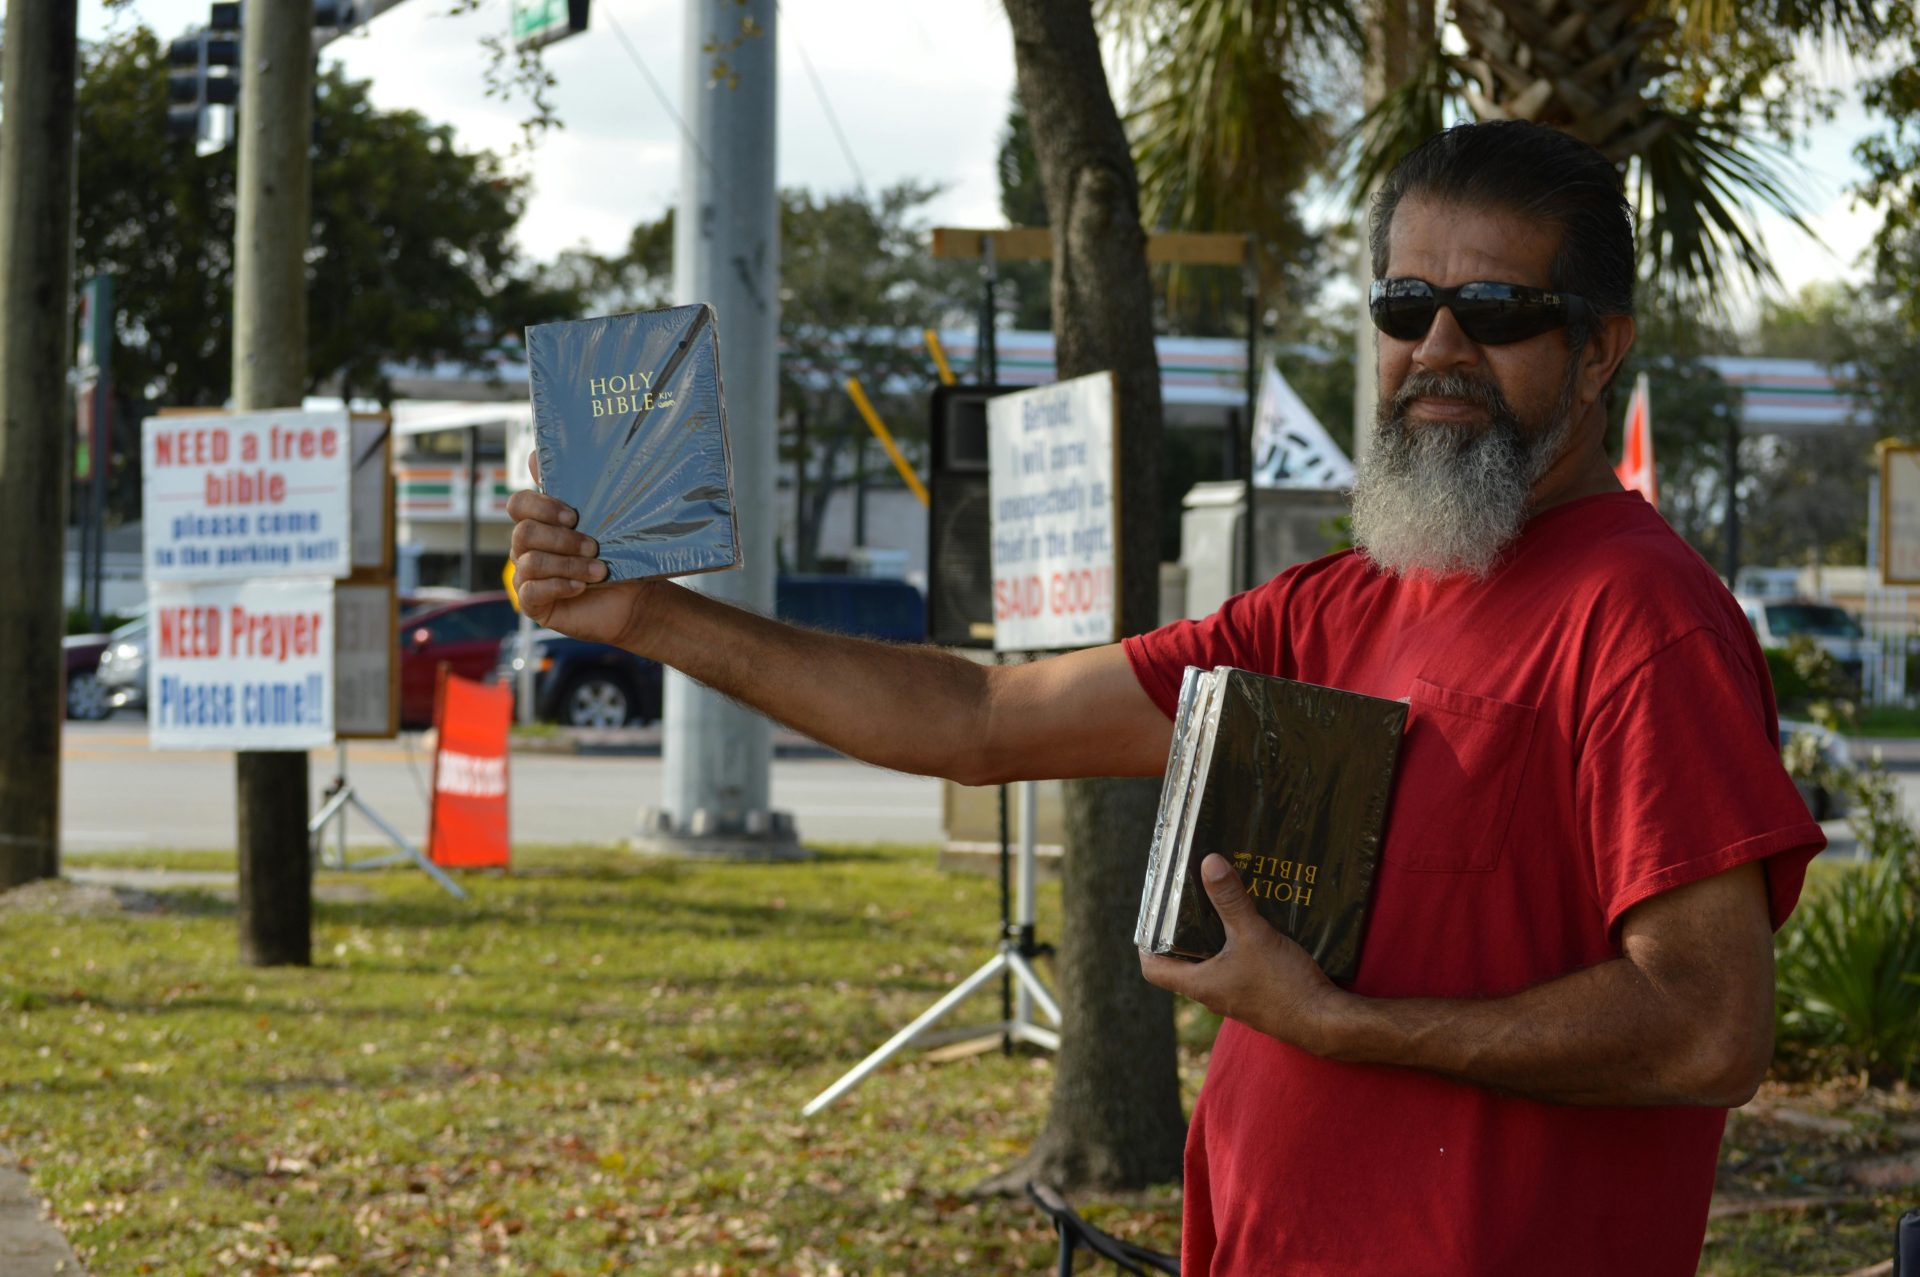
[{"xmin": 928, "ymin": 384, "xmax": 1017, "ymax": 648}]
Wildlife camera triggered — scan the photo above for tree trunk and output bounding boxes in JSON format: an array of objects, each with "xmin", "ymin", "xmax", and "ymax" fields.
[
  {"xmin": 801, "ymin": 422, "xmax": 846, "ymax": 572},
  {"xmin": 232, "ymin": 0, "xmax": 316, "ymax": 967},
  {"xmin": 986, "ymin": 0, "xmax": 1186, "ymax": 1193},
  {"xmin": 0, "ymin": 1, "xmax": 80, "ymax": 890},
  {"xmin": 1452, "ymin": 0, "xmax": 1673, "ymax": 159}
]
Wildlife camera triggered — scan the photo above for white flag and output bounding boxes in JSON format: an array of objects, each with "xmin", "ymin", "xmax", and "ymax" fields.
[{"xmin": 1251, "ymin": 363, "xmax": 1354, "ymax": 490}]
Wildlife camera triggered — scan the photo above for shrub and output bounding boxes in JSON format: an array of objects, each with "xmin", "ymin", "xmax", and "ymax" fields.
[
  {"xmin": 65, "ymin": 608, "xmax": 134, "ymax": 636},
  {"xmin": 1774, "ymin": 758, "xmax": 1920, "ymax": 1084},
  {"xmin": 1766, "ymin": 645, "xmax": 1812, "ymax": 709},
  {"xmin": 1766, "ymin": 637, "xmax": 1857, "ymax": 731}
]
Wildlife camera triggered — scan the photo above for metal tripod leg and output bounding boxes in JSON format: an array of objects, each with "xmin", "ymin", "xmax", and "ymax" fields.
[
  {"xmin": 910, "ymin": 946, "xmax": 1061, "ymax": 1055},
  {"xmin": 306, "ymin": 755, "xmax": 468, "ymax": 901},
  {"xmin": 800, "ymin": 938, "xmax": 1060, "ymax": 1116},
  {"xmin": 308, "ymin": 783, "xmax": 354, "ymax": 871},
  {"xmin": 802, "ymin": 778, "xmax": 1063, "ymax": 1115},
  {"xmin": 801, "ymin": 947, "xmax": 1017, "ymax": 1116},
  {"xmin": 342, "ymin": 788, "xmax": 467, "ymax": 900},
  {"xmin": 1002, "ymin": 951, "xmax": 1061, "ymax": 1046}
]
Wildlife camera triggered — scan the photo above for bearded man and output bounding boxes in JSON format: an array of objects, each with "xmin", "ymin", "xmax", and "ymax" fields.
[{"xmin": 507, "ymin": 121, "xmax": 1823, "ymax": 1276}]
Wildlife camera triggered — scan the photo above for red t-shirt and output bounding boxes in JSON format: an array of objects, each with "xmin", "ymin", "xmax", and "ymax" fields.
[{"xmin": 1123, "ymin": 492, "xmax": 1824, "ymax": 1276}]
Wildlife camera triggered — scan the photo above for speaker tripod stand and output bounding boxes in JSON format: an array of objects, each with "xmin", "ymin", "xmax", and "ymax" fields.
[
  {"xmin": 308, "ymin": 742, "xmax": 468, "ymax": 900},
  {"xmin": 802, "ymin": 779, "xmax": 1059, "ymax": 1116}
]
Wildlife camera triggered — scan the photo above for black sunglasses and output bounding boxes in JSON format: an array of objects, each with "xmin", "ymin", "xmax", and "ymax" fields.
[{"xmin": 1369, "ymin": 278, "xmax": 1589, "ymax": 346}]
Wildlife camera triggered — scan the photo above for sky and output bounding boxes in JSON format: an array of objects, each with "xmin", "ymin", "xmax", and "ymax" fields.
[{"xmin": 84, "ymin": 0, "xmax": 1887, "ymax": 330}]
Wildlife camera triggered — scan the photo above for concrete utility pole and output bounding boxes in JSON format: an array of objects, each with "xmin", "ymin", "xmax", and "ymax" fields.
[
  {"xmin": 233, "ymin": 2, "xmax": 317, "ymax": 964},
  {"xmin": 1352, "ymin": 0, "xmax": 1436, "ymax": 464},
  {"xmin": 0, "ymin": 0, "xmax": 80, "ymax": 890},
  {"xmin": 634, "ymin": 0, "xmax": 798, "ymax": 859}
]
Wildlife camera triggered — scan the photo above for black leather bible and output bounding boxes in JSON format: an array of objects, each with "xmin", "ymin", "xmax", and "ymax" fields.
[{"xmin": 1135, "ymin": 666, "xmax": 1408, "ymax": 981}]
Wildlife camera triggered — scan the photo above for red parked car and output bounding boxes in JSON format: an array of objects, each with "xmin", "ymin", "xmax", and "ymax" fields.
[{"xmin": 398, "ymin": 592, "xmax": 523, "ymax": 728}]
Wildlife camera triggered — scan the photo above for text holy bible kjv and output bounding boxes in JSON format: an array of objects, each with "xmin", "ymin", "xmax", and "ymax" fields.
[
  {"xmin": 526, "ymin": 303, "xmax": 740, "ymax": 582},
  {"xmin": 1134, "ymin": 666, "xmax": 1409, "ymax": 981}
]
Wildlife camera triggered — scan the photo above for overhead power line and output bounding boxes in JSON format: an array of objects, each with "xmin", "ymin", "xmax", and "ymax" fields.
[
  {"xmin": 788, "ymin": 24, "xmax": 869, "ymax": 199},
  {"xmin": 601, "ymin": 1, "xmax": 720, "ymax": 185}
]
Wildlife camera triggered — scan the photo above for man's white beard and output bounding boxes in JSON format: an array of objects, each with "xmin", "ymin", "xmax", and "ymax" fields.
[{"xmin": 1350, "ymin": 363, "xmax": 1579, "ymax": 581}]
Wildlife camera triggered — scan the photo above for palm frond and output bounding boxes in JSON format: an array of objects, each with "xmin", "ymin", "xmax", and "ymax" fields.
[
  {"xmin": 1630, "ymin": 107, "xmax": 1817, "ymax": 315},
  {"xmin": 1122, "ymin": 0, "xmax": 1361, "ymax": 231},
  {"xmin": 1340, "ymin": 40, "xmax": 1471, "ymax": 210},
  {"xmin": 1665, "ymin": 0, "xmax": 1886, "ymax": 52}
]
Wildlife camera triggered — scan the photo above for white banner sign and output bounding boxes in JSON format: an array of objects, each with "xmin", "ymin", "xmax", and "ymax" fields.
[
  {"xmin": 143, "ymin": 408, "xmax": 353, "ymax": 582},
  {"xmin": 148, "ymin": 577, "xmax": 335, "ymax": 750},
  {"xmin": 987, "ymin": 372, "xmax": 1119, "ymax": 652},
  {"xmin": 1252, "ymin": 363, "xmax": 1354, "ymax": 490}
]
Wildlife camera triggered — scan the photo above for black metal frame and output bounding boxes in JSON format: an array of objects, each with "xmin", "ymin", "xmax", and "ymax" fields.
[{"xmin": 1026, "ymin": 1181, "xmax": 1179, "ymax": 1276}]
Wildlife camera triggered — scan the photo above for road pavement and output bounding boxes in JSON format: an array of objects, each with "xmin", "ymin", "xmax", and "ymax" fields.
[
  {"xmin": 59, "ymin": 717, "xmax": 1920, "ymax": 859},
  {"xmin": 60, "ymin": 718, "xmax": 944, "ymax": 856}
]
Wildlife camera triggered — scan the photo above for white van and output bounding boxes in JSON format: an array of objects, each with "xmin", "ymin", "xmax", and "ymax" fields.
[{"xmin": 1735, "ymin": 596, "xmax": 1870, "ymax": 686}]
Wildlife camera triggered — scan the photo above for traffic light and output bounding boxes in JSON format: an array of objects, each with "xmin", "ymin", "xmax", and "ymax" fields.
[
  {"xmin": 165, "ymin": 3, "xmax": 366, "ymax": 151},
  {"xmin": 312, "ymin": 1, "xmax": 365, "ymax": 33},
  {"xmin": 165, "ymin": 28, "xmax": 241, "ymax": 150}
]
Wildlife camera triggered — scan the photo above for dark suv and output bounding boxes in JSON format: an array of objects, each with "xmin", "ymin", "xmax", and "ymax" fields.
[{"xmin": 495, "ymin": 574, "xmax": 926, "ymax": 727}]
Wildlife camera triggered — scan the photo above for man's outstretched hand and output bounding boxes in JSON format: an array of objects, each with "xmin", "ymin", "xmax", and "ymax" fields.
[
  {"xmin": 506, "ymin": 484, "xmax": 658, "ymax": 650},
  {"xmin": 1138, "ymin": 853, "xmax": 1355, "ymax": 1057}
]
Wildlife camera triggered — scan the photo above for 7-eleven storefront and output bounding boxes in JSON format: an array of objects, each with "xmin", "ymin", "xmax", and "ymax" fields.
[{"xmin": 390, "ymin": 401, "xmax": 532, "ymax": 596}]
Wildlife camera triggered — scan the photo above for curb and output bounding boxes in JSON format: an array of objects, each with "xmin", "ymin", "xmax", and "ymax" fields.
[
  {"xmin": 0, "ymin": 1146, "xmax": 85, "ymax": 1276},
  {"xmin": 1845, "ymin": 737, "xmax": 1920, "ymax": 772}
]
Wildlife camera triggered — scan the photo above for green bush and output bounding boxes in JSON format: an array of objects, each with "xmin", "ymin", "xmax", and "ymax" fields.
[
  {"xmin": 1765, "ymin": 645, "xmax": 1812, "ymax": 709},
  {"xmin": 65, "ymin": 607, "xmax": 134, "ymax": 636},
  {"xmin": 1774, "ymin": 759, "xmax": 1920, "ymax": 1084},
  {"xmin": 1765, "ymin": 637, "xmax": 1856, "ymax": 730}
]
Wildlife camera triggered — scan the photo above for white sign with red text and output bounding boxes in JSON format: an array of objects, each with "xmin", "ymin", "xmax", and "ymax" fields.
[
  {"xmin": 987, "ymin": 372, "xmax": 1119, "ymax": 652},
  {"xmin": 147, "ymin": 577, "xmax": 335, "ymax": 750},
  {"xmin": 143, "ymin": 408, "xmax": 352, "ymax": 582}
]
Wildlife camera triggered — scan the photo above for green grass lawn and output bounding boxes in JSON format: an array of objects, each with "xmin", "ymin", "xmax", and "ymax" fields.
[
  {"xmin": 1, "ymin": 846, "xmax": 1189, "ymax": 1275},
  {"xmin": 1848, "ymin": 704, "xmax": 1920, "ymax": 737},
  {"xmin": 2, "ymin": 845, "xmax": 1911, "ymax": 1275}
]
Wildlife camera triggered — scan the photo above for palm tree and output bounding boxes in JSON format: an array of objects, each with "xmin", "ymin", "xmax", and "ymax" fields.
[
  {"xmin": 1104, "ymin": 0, "xmax": 1366, "ymax": 300},
  {"xmin": 1112, "ymin": 0, "xmax": 1891, "ymax": 308}
]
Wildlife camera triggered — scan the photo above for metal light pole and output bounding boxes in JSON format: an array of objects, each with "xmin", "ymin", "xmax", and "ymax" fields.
[{"xmin": 634, "ymin": 0, "xmax": 798, "ymax": 859}]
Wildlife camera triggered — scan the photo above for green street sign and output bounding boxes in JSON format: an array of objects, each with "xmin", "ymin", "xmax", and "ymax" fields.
[{"xmin": 509, "ymin": 0, "xmax": 588, "ymax": 50}]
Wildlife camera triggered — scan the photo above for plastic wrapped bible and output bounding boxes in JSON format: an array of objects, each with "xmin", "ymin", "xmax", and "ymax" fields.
[
  {"xmin": 526, "ymin": 304, "xmax": 740, "ymax": 582},
  {"xmin": 1134, "ymin": 667, "xmax": 1409, "ymax": 982}
]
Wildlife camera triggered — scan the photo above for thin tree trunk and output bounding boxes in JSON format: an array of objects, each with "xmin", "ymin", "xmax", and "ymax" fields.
[
  {"xmin": 982, "ymin": 0, "xmax": 1186, "ymax": 1193},
  {"xmin": 802, "ymin": 424, "xmax": 845, "ymax": 572},
  {"xmin": 232, "ymin": 0, "xmax": 316, "ymax": 967},
  {"xmin": 0, "ymin": 0, "xmax": 80, "ymax": 890}
]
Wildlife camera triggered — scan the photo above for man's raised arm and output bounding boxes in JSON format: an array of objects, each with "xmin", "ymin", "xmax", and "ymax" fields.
[{"xmin": 506, "ymin": 487, "xmax": 1174, "ymax": 785}]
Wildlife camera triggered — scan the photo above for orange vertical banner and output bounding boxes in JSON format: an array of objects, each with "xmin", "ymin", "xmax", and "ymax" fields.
[
  {"xmin": 1615, "ymin": 371, "xmax": 1656, "ymax": 509},
  {"xmin": 428, "ymin": 667, "xmax": 512, "ymax": 870}
]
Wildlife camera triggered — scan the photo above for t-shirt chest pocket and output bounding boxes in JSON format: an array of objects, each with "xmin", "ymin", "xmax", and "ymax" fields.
[{"xmin": 1384, "ymin": 679, "xmax": 1539, "ymax": 873}]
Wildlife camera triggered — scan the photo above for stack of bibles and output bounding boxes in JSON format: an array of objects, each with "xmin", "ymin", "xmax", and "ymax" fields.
[
  {"xmin": 1134, "ymin": 666, "xmax": 1409, "ymax": 982},
  {"xmin": 526, "ymin": 303, "xmax": 740, "ymax": 581}
]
